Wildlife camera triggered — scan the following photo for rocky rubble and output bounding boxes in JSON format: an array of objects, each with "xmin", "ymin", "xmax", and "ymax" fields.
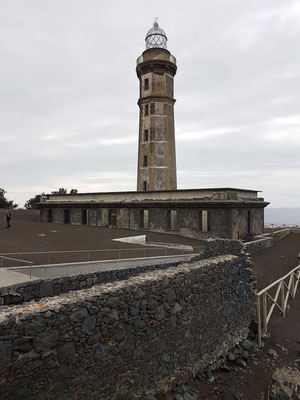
[{"xmin": 268, "ymin": 367, "xmax": 300, "ymax": 400}]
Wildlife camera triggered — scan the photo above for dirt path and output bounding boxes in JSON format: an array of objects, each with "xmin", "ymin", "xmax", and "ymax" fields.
[
  {"xmin": 0, "ymin": 209, "xmax": 202, "ymax": 266},
  {"xmin": 252, "ymin": 233, "xmax": 300, "ymax": 290}
]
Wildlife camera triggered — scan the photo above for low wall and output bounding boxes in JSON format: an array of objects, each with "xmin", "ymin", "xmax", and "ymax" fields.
[
  {"xmin": 198, "ymin": 238, "xmax": 244, "ymax": 259},
  {"xmin": 0, "ymin": 254, "xmax": 255, "ymax": 400},
  {"xmin": 244, "ymin": 237, "xmax": 273, "ymax": 255},
  {"xmin": 0, "ymin": 258, "xmax": 191, "ymax": 306},
  {"xmin": 243, "ymin": 228, "xmax": 294, "ymax": 255},
  {"xmin": 257, "ymin": 228, "xmax": 291, "ymax": 242}
]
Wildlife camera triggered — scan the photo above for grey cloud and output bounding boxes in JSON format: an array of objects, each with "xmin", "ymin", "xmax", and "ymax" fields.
[{"xmin": 0, "ymin": 0, "xmax": 299, "ymax": 207}]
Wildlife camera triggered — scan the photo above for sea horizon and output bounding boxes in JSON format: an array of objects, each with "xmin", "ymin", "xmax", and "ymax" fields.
[{"xmin": 264, "ymin": 207, "xmax": 300, "ymax": 226}]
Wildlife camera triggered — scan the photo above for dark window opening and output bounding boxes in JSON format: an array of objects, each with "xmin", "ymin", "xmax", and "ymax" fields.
[
  {"xmin": 143, "ymin": 181, "xmax": 147, "ymax": 191},
  {"xmin": 47, "ymin": 209, "xmax": 53, "ymax": 223},
  {"xmin": 140, "ymin": 210, "xmax": 144, "ymax": 228},
  {"xmin": 150, "ymin": 103, "xmax": 155, "ymax": 115},
  {"xmin": 109, "ymin": 209, "xmax": 117, "ymax": 228},
  {"xmin": 64, "ymin": 209, "xmax": 70, "ymax": 224},
  {"xmin": 247, "ymin": 210, "xmax": 251, "ymax": 234},
  {"xmin": 144, "ymin": 78, "xmax": 149, "ymax": 90},
  {"xmin": 82, "ymin": 209, "xmax": 87, "ymax": 225},
  {"xmin": 145, "ymin": 104, "xmax": 149, "ymax": 116},
  {"xmin": 140, "ymin": 210, "xmax": 149, "ymax": 229},
  {"xmin": 143, "ymin": 155, "xmax": 148, "ymax": 167},
  {"xmin": 144, "ymin": 129, "xmax": 149, "ymax": 141}
]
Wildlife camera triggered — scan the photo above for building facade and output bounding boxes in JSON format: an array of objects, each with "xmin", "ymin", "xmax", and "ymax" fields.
[{"xmin": 39, "ymin": 188, "xmax": 268, "ymax": 240}]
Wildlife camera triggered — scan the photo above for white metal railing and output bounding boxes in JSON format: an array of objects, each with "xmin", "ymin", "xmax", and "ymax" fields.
[
  {"xmin": 0, "ymin": 256, "xmax": 35, "ymax": 279},
  {"xmin": 256, "ymin": 264, "xmax": 300, "ymax": 347}
]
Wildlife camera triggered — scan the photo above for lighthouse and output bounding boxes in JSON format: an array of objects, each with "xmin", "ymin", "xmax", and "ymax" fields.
[{"xmin": 136, "ymin": 20, "xmax": 177, "ymax": 191}]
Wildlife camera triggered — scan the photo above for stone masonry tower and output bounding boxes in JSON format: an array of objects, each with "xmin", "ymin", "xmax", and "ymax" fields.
[{"xmin": 136, "ymin": 20, "xmax": 177, "ymax": 191}]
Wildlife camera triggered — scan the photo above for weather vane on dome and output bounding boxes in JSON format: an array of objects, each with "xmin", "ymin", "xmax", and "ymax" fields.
[{"xmin": 145, "ymin": 18, "xmax": 168, "ymax": 50}]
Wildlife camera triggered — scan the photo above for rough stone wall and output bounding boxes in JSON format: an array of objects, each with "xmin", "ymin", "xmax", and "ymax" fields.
[
  {"xmin": 70, "ymin": 209, "xmax": 82, "ymax": 225},
  {"xmin": 0, "ymin": 254, "xmax": 254, "ymax": 400},
  {"xmin": 199, "ymin": 238, "xmax": 244, "ymax": 259},
  {"xmin": 88, "ymin": 209, "xmax": 97, "ymax": 226},
  {"xmin": 243, "ymin": 237, "xmax": 273, "ymax": 255},
  {"xmin": 251, "ymin": 208, "xmax": 264, "ymax": 235},
  {"xmin": 53, "ymin": 208, "xmax": 64, "ymax": 224},
  {"xmin": 271, "ymin": 228, "xmax": 291, "ymax": 241},
  {"xmin": 0, "ymin": 260, "xmax": 186, "ymax": 306},
  {"xmin": 39, "ymin": 208, "xmax": 47, "ymax": 223},
  {"xmin": 231, "ymin": 208, "xmax": 264, "ymax": 239}
]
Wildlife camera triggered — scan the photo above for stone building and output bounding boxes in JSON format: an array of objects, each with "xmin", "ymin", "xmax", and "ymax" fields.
[{"xmin": 38, "ymin": 21, "xmax": 269, "ymax": 240}]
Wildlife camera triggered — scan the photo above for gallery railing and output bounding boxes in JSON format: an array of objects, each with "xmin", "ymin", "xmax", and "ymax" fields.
[{"xmin": 256, "ymin": 264, "xmax": 300, "ymax": 347}]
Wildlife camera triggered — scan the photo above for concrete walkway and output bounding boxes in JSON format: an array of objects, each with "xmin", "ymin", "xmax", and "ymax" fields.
[{"xmin": 0, "ymin": 268, "xmax": 40, "ymax": 289}]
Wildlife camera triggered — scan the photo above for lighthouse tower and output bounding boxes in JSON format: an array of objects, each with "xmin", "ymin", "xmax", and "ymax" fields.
[{"xmin": 136, "ymin": 20, "xmax": 177, "ymax": 191}]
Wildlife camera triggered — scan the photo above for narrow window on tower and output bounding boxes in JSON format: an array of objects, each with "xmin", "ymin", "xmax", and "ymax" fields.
[
  {"xmin": 144, "ymin": 129, "xmax": 148, "ymax": 141},
  {"xmin": 143, "ymin": 155, "xmax": 148, "ymax": 167},
  {"xmin": 143, "ymin": 181, "xmax": 147, "ymax": 191},
  {"xmin": 150, "ymin": 103, "xmax": 155, "ymax": 115},
  {"xmin": 144, "ymin": 78, "xmax": 149, "ymax": 90},
  {"xmin": 144, "ymin": 104, "xmax": 149, "ymax": 116}
]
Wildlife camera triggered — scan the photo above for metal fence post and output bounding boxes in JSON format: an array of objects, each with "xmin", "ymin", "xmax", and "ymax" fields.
[
  {"xmin": 280, "ymin": 282, "xmax": 285, "ymax": 316},
  {"xmin": 290, "ymin": 273, "xmax": 295, "ymax": 298},
  {"xmin": 262, "ymin": 293, "xmax": 268, "ymax": 333},
  {"xmin": 256, "ymin": 295, "xmax": 262, "ymax": 347}
]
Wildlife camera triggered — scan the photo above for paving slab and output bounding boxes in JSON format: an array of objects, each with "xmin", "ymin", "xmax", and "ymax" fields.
[{"xmin": 0, "ymin": 268, "xmax": 40, "ymax": 289}]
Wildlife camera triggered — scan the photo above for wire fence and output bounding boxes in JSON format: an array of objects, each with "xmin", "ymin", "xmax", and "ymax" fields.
[
  {"xmin": 0, "ymin": 246, "xmax": 198, "ymax": 269},
  {"xmin": 264, "ymin": 223, "xmax": 300, "ymax": 230}
]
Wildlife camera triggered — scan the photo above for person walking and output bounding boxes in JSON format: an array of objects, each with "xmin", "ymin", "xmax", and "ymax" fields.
[{"xmin": 5, "ymin": 211, "xmax": 11, "ymax": 229}]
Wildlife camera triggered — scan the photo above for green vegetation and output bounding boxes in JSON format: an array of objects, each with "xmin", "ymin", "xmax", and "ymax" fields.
[
  {"xmin": 0, "ymin": 188, "xmax": 18, "ymax": 209},
  {"xmin": 25, "ymin": 188, "xmax": 78, "ymax": 209}
]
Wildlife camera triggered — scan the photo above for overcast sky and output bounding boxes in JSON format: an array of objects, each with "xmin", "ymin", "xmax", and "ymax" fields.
[{"xmin": 0, "ymin": 0, "xmax": 299, "ymax": 207}]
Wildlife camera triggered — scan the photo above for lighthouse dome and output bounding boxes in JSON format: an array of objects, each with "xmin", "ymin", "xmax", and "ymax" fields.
[{"xmin": 145, "ymin": 20, "xmax": 168, "ymax": 50}]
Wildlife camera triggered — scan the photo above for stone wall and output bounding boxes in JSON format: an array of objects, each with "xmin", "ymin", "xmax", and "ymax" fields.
[
  {"xmin": 0, "ymin": 259, "xmax": 188, "ymax": 306},
  {"xmin": 0, "ymin": 254, "xmax": 255, "ymax": 400},
  {"xmin": 243, "ymin": 237, "xmax": 273, "ymax": 255},
  {"xmin": 231, "ymin": 208, "xmax": 264, "ymax": 239},
  {"xmin": 198, "ymin": 238, "xmax": 244, "ymax": 259}
]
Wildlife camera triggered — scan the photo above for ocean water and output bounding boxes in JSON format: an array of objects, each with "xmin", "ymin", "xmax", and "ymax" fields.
[{"xmin": 264, "ymin": 208, "xmax": 300, "ymax": 226}]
